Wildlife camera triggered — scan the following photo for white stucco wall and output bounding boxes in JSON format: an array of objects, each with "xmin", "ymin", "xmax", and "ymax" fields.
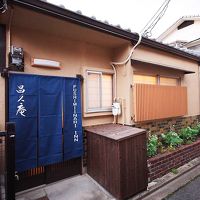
[{"xmin": 162, "ymin": 20, "xmax": 200, "ymax": 44}]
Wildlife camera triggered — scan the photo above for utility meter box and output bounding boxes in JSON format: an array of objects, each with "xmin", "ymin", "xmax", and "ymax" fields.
[
  {"xmin": 9, "ymin": 46, "xmax": 24, "ymax": 71},
  {"xmin": 112, "ymin": 102, "xmax": 121, "ymax": 116}
]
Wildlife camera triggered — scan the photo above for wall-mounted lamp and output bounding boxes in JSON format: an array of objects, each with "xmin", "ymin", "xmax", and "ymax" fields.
[{"xmin": 31, "ymin": 58, "xmax": 61, "ymax": 69}]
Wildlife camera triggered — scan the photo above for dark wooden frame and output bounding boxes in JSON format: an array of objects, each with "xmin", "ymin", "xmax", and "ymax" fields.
[
  {"xmin": 0, "ymin": 24, "xmax": 6, "ymax": 71},
  {"xmin": 5, "ymin": 123, "xmax": 16, "ymax": 200},
  {"xmin": 86, "ymin": 125, "xmax": 148, "ymax": 200},
  {"xmin": 15, "ymin": 157, "xmax": 82, "ymax": 192}
]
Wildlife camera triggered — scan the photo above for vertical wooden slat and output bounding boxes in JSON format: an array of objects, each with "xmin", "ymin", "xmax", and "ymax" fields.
[
  {"xmin": 134, "ymin": 84, "xmax": 187, "ymax": 122},
  {"xmin": 86, "ymin": 124, "xmax": 147, "ymax": 199},
  {"xmin": 16, "ymin": 158, "xmax": 81, "ymax": 192}
]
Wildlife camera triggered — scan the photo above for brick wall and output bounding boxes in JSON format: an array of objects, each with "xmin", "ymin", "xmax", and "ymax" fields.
[
  {"xmin": 84, "ymin": 115, "xmax": 200, "ymax": 174},
  {"xmin": 148, "ymin": 139, "xmax": 200, "ymax": 181},
  {"xmin": 134, "ymin": 115, "xmax": 200, "ymax": 135}
]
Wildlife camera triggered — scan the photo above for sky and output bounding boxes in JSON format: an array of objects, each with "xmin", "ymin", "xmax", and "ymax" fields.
[{"xmin": 47, "ymin": 0, "xmax": 200, "ymax": 38}]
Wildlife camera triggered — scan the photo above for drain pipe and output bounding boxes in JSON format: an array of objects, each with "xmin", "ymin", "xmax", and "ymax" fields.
[
  {"xmin": 6, "ymin": 6, "xmax": 14, "ymax": 67},
  {"xmin": 8, "ymin": 8, "xmax": 13, "ymax": 52},
  {"xmin": 110, "ymin": 32, "xmax": 142, "ymax": 124}
]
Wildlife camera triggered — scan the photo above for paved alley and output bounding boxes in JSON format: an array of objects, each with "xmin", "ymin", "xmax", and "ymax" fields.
[{"xmin": 165, "ymin": 176, "xmax": 200, "ymax": 200}]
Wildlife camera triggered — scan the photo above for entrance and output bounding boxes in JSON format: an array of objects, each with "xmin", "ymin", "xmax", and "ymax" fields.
[{"xmin": 8, "ymin": 73, "xmax": 83, "ymax": 191}]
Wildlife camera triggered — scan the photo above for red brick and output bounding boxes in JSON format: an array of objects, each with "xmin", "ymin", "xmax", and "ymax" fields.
[{"xmin": 148, "ymin": 138, "xmax": 200, "ymax": 181}]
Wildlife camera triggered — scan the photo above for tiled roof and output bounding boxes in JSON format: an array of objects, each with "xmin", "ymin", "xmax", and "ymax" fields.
[
  {"xmin": 167, "ymin": 44, "xmax": 200, "ymax": 58},
  {"xmin": 36, "ymin": 1, "xmax": 200, "ymax": 59},
  {"xmin": 180, "ymin": 48, "xmax": 200, "ymax": 57},
  {"xmin": 42, "ymin": 0, "xmax": 135, "ymax": 34},
  {"xmin": 180, "ymin": 15, "xmax": 200, "ymax": 19},
  {"xmin": 144, "ymin": 36, "xmax": 200, "ymax": 58},
  {"xmin": 11, "ymin": 0, "xmax": 200, "ymax": 61},
  {"xmin": 52, "ymin": 2, "xmax": 200, "ymax": 59}
]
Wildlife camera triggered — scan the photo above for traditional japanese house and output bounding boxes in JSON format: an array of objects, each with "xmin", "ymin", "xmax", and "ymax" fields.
[{"xmin": 0, "ymin": 0, "xmax": 200, "ymax": 198}]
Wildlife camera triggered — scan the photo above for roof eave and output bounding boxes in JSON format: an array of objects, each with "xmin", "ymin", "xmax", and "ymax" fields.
[
  {"xmin": 9, "ymin": 0, "xmax": 139, "ymax": 41},
  {"xmin": 141, "ymin": 38, "xmax": 200, "ymax": 61},
  {"xmin": 9, "ymin": 0, "xmax": 200, "ymax": 62},
  {"xmin": 131, "ymin": 59, "xmax": 195, "ymax": 74}
]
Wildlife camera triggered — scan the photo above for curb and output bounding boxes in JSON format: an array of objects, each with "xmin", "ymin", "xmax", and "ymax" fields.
[{"xmin": 131, "ymin": 157, "xmax": 200, "ymax": 200}]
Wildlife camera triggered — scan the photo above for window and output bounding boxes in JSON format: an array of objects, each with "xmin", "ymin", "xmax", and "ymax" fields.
[
  {"xmin": 160, "ymin": 77, "xmax": 178, "ymax": 86},
  {"xmin": 134, "ymin": 74, "xmax": 180, "ymax": 86},
  {"xmin": 86, "ymin": 71, "xmax": 113, "ymax": 112},
  {"xmin": 177, "ymin": 20, "xmax": 194, "ymax": 30},
  {"xmin": 134, "ymin": 74, "xmax": 157, "ymax": 85}
]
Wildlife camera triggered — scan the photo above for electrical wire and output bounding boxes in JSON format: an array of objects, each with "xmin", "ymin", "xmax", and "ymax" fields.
[
  {"xmin": 110, "ymin": 1, "xmax": 170, "ymax": 123},
  {"xmin": 144, "ymin": 5, "xmax": 168, "ymax": 37},
  {"xmin": 144, "ymin": 3, "xmax": 169, "ymax": 37},
  {"xmin": 141, "ymin": 0, "xmax": 171, "ymax": 38},
  {"xmin": 110, "ymin": 32, "xmax": 142, "ymax": 101},
  {"xmin": 0, "ymin": 0, "xmax": 7, "ymax": 14},
  {"xmin": 141, "ymin": 0, "xmax": 170, "ymax": 34},
  {"xmin": 110, "ymin": 33, "xmax": 142, "ymax": 124}
]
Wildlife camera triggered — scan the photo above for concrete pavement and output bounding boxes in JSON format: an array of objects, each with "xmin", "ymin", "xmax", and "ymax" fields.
[
  {"xmin": 165, "ymin": 176, "xmax": 200, "ymax": 200},
  {"xmin": 16, "ymin": 157, "xmax": 200, "ymax": 200},
  {"xmin": 16, "ymin": 175, "xmax": 115, "ymax": 200},
  {"xmin": 139, "ymin": 164, "xmax": 200, "ymax": 200}
]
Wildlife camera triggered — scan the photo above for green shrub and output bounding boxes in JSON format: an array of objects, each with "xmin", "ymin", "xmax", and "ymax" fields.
[
  {"xmin": 179, "ymin": 127, "xmax": 199, "ymax": 143},
  {"xmin": 147, "ymin": 135, "xmax": 159, "ymax": 157},
  {"xmin": 190, "ymin": 127, "xmax": 199, "ymax": 136},
  {"xmin": 146, "ymin": 125, "xmax": 200, "ymax": 158},
  {"xmin": 161, "ymin": 131, "xmax": 183, "ymax": 149},
  {"xmin": 193, "ymin": 123, "xmax": 200, "ymax": 135}
]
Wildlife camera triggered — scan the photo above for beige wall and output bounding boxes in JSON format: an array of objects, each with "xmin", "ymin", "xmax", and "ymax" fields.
[
  {"xmin": 112, "ymin": 43, "xmax": 200, "ymax": 125},
  {"xmin": 132, "ymin": 45, "xmax": 200, "ymax": 117},
  {"xmin": 0, "ymin": 6, "xmax": 131, "ymax": 129},
  {"xmin": 113, "ymin": 44, "xmax": 134, "ymax": 125},
  {"xmin": 0, "ymin": 24, "xmax": 121, "ymax": 128},
  {"xmin": 0, "ymin": 6, "xmax": 199, "ymax": 129}
]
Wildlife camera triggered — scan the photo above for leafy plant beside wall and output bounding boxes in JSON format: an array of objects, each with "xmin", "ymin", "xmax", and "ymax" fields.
[
  {"xmin": 161, "ymin": 131, "xmax": 183, "ymax": 150},
  {"xmin": 147, "ymin": 134, "xmax": 159, "ymax": 157},
  {"xmin": 179, "ymin": 127, "xmax": 199, "ymax": 144},
  {"xmin": 147, "ymin": 123, "xmax": 200, "ymax": 158},
  {"xmin": 193, "ymin": 123, "xmax": 200, "ymax": 134}
]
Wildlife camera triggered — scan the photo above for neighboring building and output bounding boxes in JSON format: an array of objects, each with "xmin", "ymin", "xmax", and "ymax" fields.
[
  {"xmin": 1, "ymin": 0, "xmax": 200, "ymax": 193},
  {"xmin": 184, "ymin": 37, "xmax": 200, "ymax": 51},
  {"xmin": 157, "ymin": 16, "xmax": 200, "ymax": 50}
]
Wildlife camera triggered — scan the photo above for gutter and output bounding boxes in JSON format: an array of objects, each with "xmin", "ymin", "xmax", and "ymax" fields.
[
  {"xmin": 9, "ymin": 0, "xmax": 138, "ymax": 41},
  {"xmin": 9, "ymin": 0, "xmax": 200, "ymax": 62},
  {"xmin": 141, "ymin": 38, "xmax": 200, "ymax": 62}
]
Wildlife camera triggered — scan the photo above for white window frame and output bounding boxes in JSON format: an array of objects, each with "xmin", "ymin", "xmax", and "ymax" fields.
[{"xmin": 86, "ymin": 70, "xmax": 113, "ymax": 113}]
